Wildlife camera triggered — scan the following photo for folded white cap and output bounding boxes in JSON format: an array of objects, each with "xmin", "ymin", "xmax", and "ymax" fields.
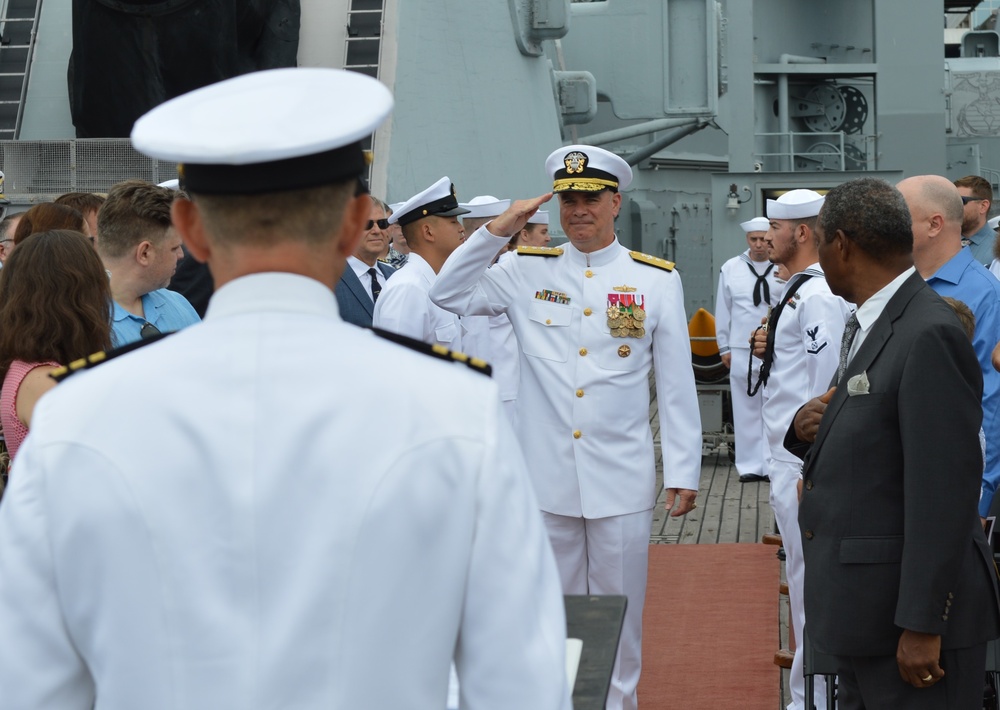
[
  {"xmin": 766, "ymin": 189, "xmax": 825, "ymax": 220},
  {"xmin": 460, "ymin": 195, "xmax": 511, "ymax": 219},
  {"xmin": 740, "ymin": 216, "xmax": 770, "ymax": 233}
]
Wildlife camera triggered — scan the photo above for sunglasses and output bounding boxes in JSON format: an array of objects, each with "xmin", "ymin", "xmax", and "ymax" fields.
[
  {"xmin": 140, "ymin": 321, "xmax": 162, "ymax": 339},
  {"xmin": 366, "ymin": 219, "xmax": 390, "ymax": 231},
  {"xmin": 961, "ymin": 196, "xmax": 986, "ymax": 204}
]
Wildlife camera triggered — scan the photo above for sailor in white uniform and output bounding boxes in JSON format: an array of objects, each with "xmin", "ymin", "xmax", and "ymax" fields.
[
  {"xmin": 374, "ymin": 177, "xmax": 470, "ymax": 350},
  {"xmin": 751, "ymin": 189, "xmax": 852, "ymax": 710},
  {"xmin": 0, "ymin": 69, "xmax": 571, "ymax": 710},
  {"xmin": 457, "ymin": 195, "xmax": 516, "ymax": 393},
  {"xmin": 430, "ymin": 145, "xmax": 702, "ymax": 710},
  {"xmin": 715, "ymin": 216, "xmax": 781, "ymax": 482}
]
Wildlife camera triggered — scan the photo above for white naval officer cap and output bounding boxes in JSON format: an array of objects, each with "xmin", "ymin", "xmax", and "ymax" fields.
[
  {"xmin": 130, "ymin": 68, "xmax": 393, "ymax": 195},
  {"xmin": 740, "ymin": 217, "xmax": 770, "ymax": 233},
  {"xmin": 157, "ymin": 179, "xmax": 180, "ymax": 191},
  {"xmin": 766, "ymin": 189, "xmax": 825, "ymax": 221},
  {"xmin": 989, "ymin": 215, "xmax": 1000, "ymax": 231},
  {"xmin": 389, "ymin": 176, "xmax": 471, "ymax": 226},
  {"xmin": 459, "ymin": 195, "xmax": 511, "ymax": 219},
  {"xmin": 527, "ymin": 209, "xmax": 549, "ymax": 225},
  {"xmin": 545, "ymin": 144, "xmax": 632, "ymax": 193}
]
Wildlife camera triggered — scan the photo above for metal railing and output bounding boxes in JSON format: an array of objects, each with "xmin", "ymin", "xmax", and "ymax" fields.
[{"xmin": 754, "ymin": 131, "xmax": 878, "ymax": 173}]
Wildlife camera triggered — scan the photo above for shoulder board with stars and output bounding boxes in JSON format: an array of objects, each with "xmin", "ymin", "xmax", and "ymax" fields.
[
  {"xmin": 372, "ymin": 328, "xmax": 492, "ymax": 377},
  {"xmin": 49, "ymin": 332, "xmax": 173, "ymax": 383},
  {"xmin": 516, "ymin": 246, "xmax": 563, "ymax": 257},
  {"xmin": 629, "ymin": 251, "xmax": 675, "ymax": 272}
]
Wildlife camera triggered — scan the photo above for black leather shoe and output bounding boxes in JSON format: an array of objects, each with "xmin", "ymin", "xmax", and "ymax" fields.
[{"xmin": 739, "ymin": 473, "xmax": 767, "ymax": 483}]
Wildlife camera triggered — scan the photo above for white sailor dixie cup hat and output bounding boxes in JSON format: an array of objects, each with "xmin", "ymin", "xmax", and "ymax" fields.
[
  {"xmin": 740, "ymin": 217, "xmax": 770, "ymax": 233},
  {"xmin": 766, "ymin": 189, "xmax": 825, "ymax": 220},
  {"xmin": 459, "ymin": 195, "xmax": 511, "ymax": 219},
  {"xmin": 527, "ymin": 209, "xmax": 549, "ymax": 225},
  {"xmin": 389, "ymin": 177, "xmax": 470, "ymax": 226},
  {"xmin": 989, "ymin": 215, "xmax": 1000, "ymax": 231},
  {"xmin": 130, "ymin": 68, "xmax": 393, "ymax": 194},
  {"xmin": 545, "ymin": 144, "xmax": 633, "ymax": 193}
]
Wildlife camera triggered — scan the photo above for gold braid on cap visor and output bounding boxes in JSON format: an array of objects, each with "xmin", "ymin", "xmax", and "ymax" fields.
[{"xmin": 553, "ymin": 177, "xmax": 619, "ymax": 192}]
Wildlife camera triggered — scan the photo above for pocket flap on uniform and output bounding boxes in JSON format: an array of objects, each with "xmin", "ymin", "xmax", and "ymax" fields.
[
  {"xmin": 528, "ymin": 300, "xmax": 573, "ymax": 327},
  {"xmin": 839, "ymin": 536, "xmax": 904, "ymax": 564}
]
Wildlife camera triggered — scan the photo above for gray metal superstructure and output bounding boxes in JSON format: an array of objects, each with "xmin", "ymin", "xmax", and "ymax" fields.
[{"xmin": 4, "ymin": 0, "xmax": 999, "ymax": 313}]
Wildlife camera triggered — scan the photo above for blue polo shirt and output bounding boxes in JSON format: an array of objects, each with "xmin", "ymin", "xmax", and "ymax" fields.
[
  {"xmin": 927, "ymin": 246, "xmax": 1000, "ymax": 516},
  {"xmin": 112, "ymin": 288, "xmax": 201, "ymax": 347}
]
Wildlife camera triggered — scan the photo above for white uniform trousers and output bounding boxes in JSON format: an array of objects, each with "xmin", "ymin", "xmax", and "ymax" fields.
[
  {"xmin": 542, "ymin": 509, "xmax": 653, "ymax": 710},
  {"xmin": 768, "ymin": 458, "xmax": 826, "ymax": 710},
  {"xmin": 730, "ymin": 347, "xmax": 768, "ymax": 477}
]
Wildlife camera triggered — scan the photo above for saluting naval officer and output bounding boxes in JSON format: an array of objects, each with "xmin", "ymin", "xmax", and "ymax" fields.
[
  {"xmin": 0, "ymin": 69, "xmax": 571, "ymax": 710},
  {"xmin": 374, "ymin": 177, "xmax": 470, "ymax": 350},
  {"xmin": 750, "ymin": 189, "xmax": 852, "ymax": 710},
  {"xmin": 715, "ymin": 216, "xmax": 780, "ymax": 483},
  {"xmin": 430, "ymin": 144, "xmax": 702, "ymax": 710}
]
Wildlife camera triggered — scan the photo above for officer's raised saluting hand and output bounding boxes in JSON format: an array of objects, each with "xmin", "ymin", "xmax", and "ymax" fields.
[{"xmin": 486, "ymin": 193, "xmax": 553, "ymax": 238}]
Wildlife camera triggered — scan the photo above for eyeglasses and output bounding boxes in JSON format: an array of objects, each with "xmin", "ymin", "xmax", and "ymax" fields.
[
  {"xmin": 140, "ymin": 321, "xmax": 162, "ymax": 339},
  {"xmin": 365, "ymin": 219, "xmax": 390, "ymax": 231},
  {"xmin": 0, "ymin": 239, "xmax": 12, "ymax": 245},
  {"xmin": 961, "ymin": 196, "xmax": 986, "ymax": 204}
]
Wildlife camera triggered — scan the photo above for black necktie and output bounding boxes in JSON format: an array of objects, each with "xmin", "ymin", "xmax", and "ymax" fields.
[
  {"xmin": 368, "ymin": 267, "xmax": 382, "ymax": 303},
  {"xmin": 746, "ymin": 261, "xmax": 774, "ymax": 307},
  {"xmin": 836, "ymin": 314, "xmax": 860, "ymax": 384}
]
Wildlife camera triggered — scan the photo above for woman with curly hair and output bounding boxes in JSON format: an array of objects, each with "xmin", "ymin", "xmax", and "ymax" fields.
[{"xmin": 0, "ymin": 230, "xmax": 112, "ymax": 462}]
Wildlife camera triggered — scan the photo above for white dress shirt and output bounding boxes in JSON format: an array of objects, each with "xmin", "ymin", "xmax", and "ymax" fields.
[
  {"xmin": 373, "ymin": 252, "xmax": 463, "ymax": 349},
  {"xmin": 347, "ymin": 255, "xmax": 388, "ymax": 302}
]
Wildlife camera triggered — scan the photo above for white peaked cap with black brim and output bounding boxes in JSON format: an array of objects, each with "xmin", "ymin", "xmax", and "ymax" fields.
[
  {"xmin": 389, "ymin": 177, "xmax": 470, "ymax": 226},
  {"xmin": 545, "ymin": 144, "xmax": 632, "ymax": 193},
  {"xmin": 131, "ymin": 68, "xmax": 393, "ymax": 195}
]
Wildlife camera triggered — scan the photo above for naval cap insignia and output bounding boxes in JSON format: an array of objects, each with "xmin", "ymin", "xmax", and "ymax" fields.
[{"xmin": 564, "ymin": 151, "xmax": 588, "ymax": 174}]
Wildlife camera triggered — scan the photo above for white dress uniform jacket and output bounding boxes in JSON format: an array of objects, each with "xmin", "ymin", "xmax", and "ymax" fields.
[
  {"xmin": 762, "ymin": 264, "xmax": 852, "ymax": 464},
  {"xmin": 430, "ymin": 227, "xmax": 702, "ymax": 519},
  {"xmin": 0, "ymin": 273, "xmax": 571, "ymax": 710},
  {"xmin": 373, "ymin": 252, "xmax": 463, "ymax": 349}
]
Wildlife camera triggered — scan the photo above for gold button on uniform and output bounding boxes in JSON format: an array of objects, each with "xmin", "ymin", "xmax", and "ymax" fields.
[
  {"xmin": 579, "ymin": 348, "xmax": 588, "ymax": 356},
  {"xmin": 585, "ymin": 270, "xmax": 594, "ymax": 278},
  {"xmin": 573, "ymin": 430, "xmax": 582, "ymax": 439},
  {"xmin": 545, "ymin": 319, "xmax": 552, "ymax": 325},
  {"xmin": 584, "ymin": 308, "xmax": 593, "ymax": 316},
  {"xmin": 805, "ymin": 480, "xmax": 814, "ymax": 490},
  {"xmin": 576, "ymin": 389, "xmax": 584, "ymax": 398}
]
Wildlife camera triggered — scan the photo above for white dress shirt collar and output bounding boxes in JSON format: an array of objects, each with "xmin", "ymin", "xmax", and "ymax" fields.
[
  {"xmin": 848, "ymin": 266, "xmax": 915, "ymax": 360},
  {"xmin": 205, "ymin": 272, "xmax": 342, "ymax": 321}
]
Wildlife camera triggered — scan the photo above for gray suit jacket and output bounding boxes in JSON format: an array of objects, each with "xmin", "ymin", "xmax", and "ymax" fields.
[
  {"xmin": 795, "ymin": 272, "xmax": 1000, "ymax": 657},
  {"xmin": 335, "ymin": 261, "xmax": 396, "ymax": 328}
]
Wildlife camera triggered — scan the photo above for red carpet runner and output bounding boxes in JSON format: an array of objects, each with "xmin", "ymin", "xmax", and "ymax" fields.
[{"xmin": 638, "ymin": 543, "xmax": 779, "ymax": 709}]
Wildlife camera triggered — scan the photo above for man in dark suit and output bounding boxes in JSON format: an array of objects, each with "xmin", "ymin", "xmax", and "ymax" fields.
[
  {"xmin": 789, "ymin": 177, "xmax": 1000, "ymax": 708},
  {"xmin": 335, "ymin": 196, "xmax": 396, "ymax": 327}
]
